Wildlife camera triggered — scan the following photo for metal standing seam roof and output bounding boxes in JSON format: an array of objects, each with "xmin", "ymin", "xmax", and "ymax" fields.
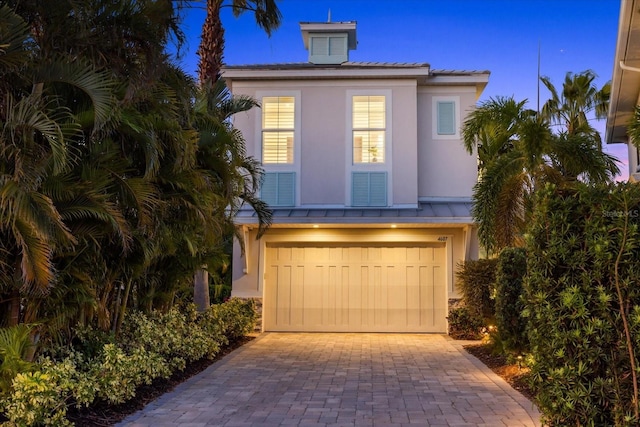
[
  {"xmin": 221, "ymin": 62, "xmax": 489, "ymax": 76},
  {"xmin": 235, "ymin": 201, "xmax": 474, "ymax": 225}
]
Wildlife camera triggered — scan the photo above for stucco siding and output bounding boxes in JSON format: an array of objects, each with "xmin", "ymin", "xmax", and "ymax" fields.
[
  {"xmin": 228, "ymin": 80, "xmax": 419, "ymax": 207},
  {"xmin": 417, "ymin": 87, "xmax": 478, "ymax": 198}
]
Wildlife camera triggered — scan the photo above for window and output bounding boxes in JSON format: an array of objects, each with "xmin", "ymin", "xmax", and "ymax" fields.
[
  {"xmin": 433, "ymin": 96, "xmax": 460, "ymax": 139},
  {"xmin": 311, "ymin": 35, "xmax": 347, "ymax": 56},
  {"xmin": 261, "ymin": 172, "xmax": 295, "ymax": 206},
  {"xmin": 353, "ymin": 96, "xmax": 386, "ymax": 163},
  {"xmin": 437, "ymin": 101, "xmax": 456, "ymax": 135},
  {"xmin": 262, "ymin": 97, "xmax": 294, "ymax": 164},
  {"xmin": 352, "ymin": 172, "xmax": 387, "ymax": 207}
]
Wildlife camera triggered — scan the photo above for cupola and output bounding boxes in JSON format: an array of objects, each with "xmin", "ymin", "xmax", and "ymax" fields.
[{"xmin": 300, "ymin": 14, "xmax": 357, "ymax": 65}]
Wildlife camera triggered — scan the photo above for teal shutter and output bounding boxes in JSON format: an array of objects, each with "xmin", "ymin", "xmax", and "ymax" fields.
[
  {"xmin": 261, "ymin": 173, "xmax": 277, "ymax": 205},
  {"xmin": 277, "ymin": 172, "xmax": 295, "ymax": 206},
  {"xmin": 352, "ymin": 172, "xmax": 387, "ymax": 207},
  {"xmin": 352, "ymin": 172, "xmax": 370, "ymax": 206},
  {"xmin": 262, "ymin": 172, "xmax": 295, "ymax": 206},
  {"xmin": 369, "ymin": 172, "xmax": 387, "ymax": 206},
  {"xmin": 437, "ymin": 101, "xmax": 456, "ymax": 135}
]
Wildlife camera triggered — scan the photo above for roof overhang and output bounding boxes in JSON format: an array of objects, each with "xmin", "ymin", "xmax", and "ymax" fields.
[
  {"xmin": 234, "ymin": 201, "xmax": 475, "ymax": 228},
  {"xmin": 221, "ymin": 66, "xmax": 489, "ymax": 97},
  {"xmin": 221, "ymin": 65, "xmax": 431, "ymax": 81},
  {"xmin": 607, "ymin": 0, "xmax": 640, "ymax": 144}
]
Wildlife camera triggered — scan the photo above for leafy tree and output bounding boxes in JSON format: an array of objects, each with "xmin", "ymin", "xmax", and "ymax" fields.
[
  {"xmin": 462, "ymin": 71, "xmax": 619, "ymax": 254},
  {"xmin": 192, "ymin": 0, "xmax": 280, "ymax": 309}
]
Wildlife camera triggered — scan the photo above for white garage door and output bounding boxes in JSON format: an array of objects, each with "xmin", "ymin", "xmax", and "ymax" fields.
[{"xmin": 264, "ymin": 244, "xmax": 447, "ymax": 332}]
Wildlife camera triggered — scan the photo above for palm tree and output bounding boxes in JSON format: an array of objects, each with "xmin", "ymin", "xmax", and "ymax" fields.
[
  {"xmin": 197, "ymin": 0, "xmax": 282, "ymax": 83},
  {"xmin": 462, "ymin": 76, "xmax": 619, "ymax": 254},
  {"xmin": 463, "ymin": 100, "xmax": 552, "ymax": 253},
  {"xmin": 189, "ymin": 79, "xmax": 272, "ymax": 310},
  {"xmin": 541, "ymin": 70, "xmax": 610, "ymax": 148},
  {"xmin": 193, "ymin": 0, "xmax": 280, "ymax": 309},
  {"xmin": 0, "ymin": 4, "xmax": 122, "ymax": 326}
]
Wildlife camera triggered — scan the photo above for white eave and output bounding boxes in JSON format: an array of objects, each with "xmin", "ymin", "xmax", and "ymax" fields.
[
  {"xmin": 221, "ymin": 63, "xmax": 489, "ymax": 92},
  {"xmin": 222, "ymin": 64, "xmax": 431, "ymax": 80},
  {"xmin": 607, "ymin": 0, "xmax": 640, "ymax": 144}
]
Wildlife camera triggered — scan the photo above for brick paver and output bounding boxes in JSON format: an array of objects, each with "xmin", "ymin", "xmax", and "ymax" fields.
[{"xmin": 117, "ymin": 333, "xmax": 541, "ymax": 427}]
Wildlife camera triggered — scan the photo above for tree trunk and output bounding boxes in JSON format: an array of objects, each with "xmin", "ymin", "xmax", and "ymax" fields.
[
  {"xmin": 194, "ymin": 269, "xmax": 210, "ymax": 312},
  {"xmin": 197, "ymin": 0, "xmax": 225, "ymax": 84},
  {"xmin": 7, "ymin": 289, "xmax": 21, "ymax": 326}
]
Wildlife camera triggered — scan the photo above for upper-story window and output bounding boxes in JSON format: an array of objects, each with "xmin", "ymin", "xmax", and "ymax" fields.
[
  {"xmin": 353, "ymin": 95, "xmax": 386, "ymax": 163},
  {"xmin": 432, "ymin": 96, "xmax": 460, "ymax": 139},
  {"xmin": 262, "ymin": 96, "xmax": 295, "ymax": 164}
]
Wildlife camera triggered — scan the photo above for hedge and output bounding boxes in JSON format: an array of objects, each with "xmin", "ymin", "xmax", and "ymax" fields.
[
  {"xmin": 525, "ymin": 183, "xmax": 640, "ymax": 426},
  {"xmin": 0, "ymin": 298, "xmax": 257, "ymax": 426}
]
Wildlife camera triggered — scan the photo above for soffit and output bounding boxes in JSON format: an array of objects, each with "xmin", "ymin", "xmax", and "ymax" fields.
[{"xmin": 607, "ymin": 0, "xmax": 640, "ymax": 144}]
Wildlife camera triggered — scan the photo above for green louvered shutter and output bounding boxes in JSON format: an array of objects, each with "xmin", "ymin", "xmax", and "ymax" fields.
[
  {"xmin": 352, "ymin": 172, "xmax": 387, "ymax": 207},
  {"xmin": 351, "ymin": 172, "xmax": 370, "ymax": 206},
  {"xmin": 369, "ymin": 172, "xmax": 387, "ymax": 206},
  {"xmin": 437, "ymin": 101, "xmax": 456, "ymax": 135},
  {"xmin": 276, "ymin": 172, "xmax": 295, "ymax": 206},
  {"xmin": 262, "ymin": 172, "xmax": 295, "ymax": 206}
]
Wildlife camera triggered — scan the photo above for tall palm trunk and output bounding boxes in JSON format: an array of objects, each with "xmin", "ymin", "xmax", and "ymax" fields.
[
  {"xmin": 194, "ymin": 268, "xmax": 210, "ymax": 311},
  {"xmin": 6, "ymin": 290, "xmax": 20, "ymax": 326},
  {"xmin": 197, "ymin": 0, "xmax": 224, "ymax": 84}
]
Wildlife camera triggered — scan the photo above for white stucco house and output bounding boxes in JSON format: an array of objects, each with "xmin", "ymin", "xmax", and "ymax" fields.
[
  {"xmin": 224, "ymin": 20, "xmax": 489, "ymax": 333},
  {"xmin": 608, "ymin": 0, "xmax": 640, "ymax": 178}
]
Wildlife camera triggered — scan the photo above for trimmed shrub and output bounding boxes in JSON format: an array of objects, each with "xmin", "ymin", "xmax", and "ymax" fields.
[
  {"xmin": 456, "ymin": 258, "xmax": 498, "ymax": 319},
  {"xmin": 0, "ymin": 298, "xmax": 257, "ymax": 426},
  {"xmin": 447, "ymin": 307, "xmax": 484, "ymax": 340},
  {"xmin": 494, "ymin": 247, "xmax": 528, "ymax": 353},
  {"xmin": 526, "ymin": 183, "xmax": 640, "ymax": 426}
]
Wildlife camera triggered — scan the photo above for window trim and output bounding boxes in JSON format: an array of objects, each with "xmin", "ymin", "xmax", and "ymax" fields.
[
  {"xmin": 345, "ymin": 89, "xmax": 392, "ymax": 207},
  {"xmin": 255, "ymin": 90, "xmax": 301, "ymax": 206},
  {"xmin": 432, "ymin": 96, "xmax": 461, "ymax": 140}
]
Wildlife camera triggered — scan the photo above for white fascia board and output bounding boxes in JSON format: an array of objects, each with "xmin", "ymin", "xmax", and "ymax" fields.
[
  {"xmin": 233, "ymin": 217, "xmax": 474, "ymax": 226},
  {"xmin": 423, "ymin": 74, "xmax": 490, "ymax": 85},
  {"xmin": 222, "ymin": 67, "xmax": 431, "ymax": 80}
]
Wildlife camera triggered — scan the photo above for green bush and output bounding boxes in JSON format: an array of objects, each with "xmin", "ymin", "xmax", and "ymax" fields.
[
  {"xmin": 120, "ymin": 306, "xmax": 220, "ymax": 371},
  {"xmin": 0, "ymin": 298, "xmax": 257, "ymax": 426},
  {"xmin": 526, "ymin": 183, "xmax": 640, "ymax": 426},
  {"xmin": 212, "ymin": 297, "xmax": 258, "ymax": 341},
  {"xmin": 447, "ymin": 307, "xmax": 484, "ymax": 340},
  {"xmin": 1, "ymin": 371, "xmax": 72, "ymax": 427},
  {"xmin": 456, "ymin": 258, "xmax": 498, "ymax": 319},
  {"xmin": 494, "ymin": 247, "xmax": 528, "ymax": 353}
]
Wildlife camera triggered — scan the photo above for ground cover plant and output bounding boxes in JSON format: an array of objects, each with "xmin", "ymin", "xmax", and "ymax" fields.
[{"xmin": 0, "ymin": 298, "xmax": 257, "ymax": 426}]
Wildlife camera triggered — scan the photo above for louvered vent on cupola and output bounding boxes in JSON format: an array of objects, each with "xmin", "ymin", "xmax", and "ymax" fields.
[{"xmin": 300, "ymin": 19, "xmax": 357, "ymax": 65}]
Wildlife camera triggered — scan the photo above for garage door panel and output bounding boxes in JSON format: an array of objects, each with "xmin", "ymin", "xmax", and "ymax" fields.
[
  {"xmin": 275, "ymin": 265, "xmax": 291, "ymax": 326},
  {"xmin": 264, "ymin": 244, "xmax": 447, "ymax": 332}
]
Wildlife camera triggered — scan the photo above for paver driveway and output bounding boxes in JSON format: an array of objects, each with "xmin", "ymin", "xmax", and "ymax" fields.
[{"xmin": 118, "ymin": 333, "xmax": 540, "ymax": 427}]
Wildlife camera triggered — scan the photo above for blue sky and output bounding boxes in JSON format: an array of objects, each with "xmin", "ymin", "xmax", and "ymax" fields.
[{"xmin": 178, "ymin": 0, "xmax": 627, "ymax": 179}]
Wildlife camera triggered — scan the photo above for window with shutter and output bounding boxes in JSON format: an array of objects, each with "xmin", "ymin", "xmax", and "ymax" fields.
[
  {"xmin": 351, "ymin": 172, "xmax": 387, "ymax": 207},
  {"xmin": 353, "ymin": 96, "xmax": 386, "ymax": 163},
  {"xmin": 262, "ymin": 97, "xmax": 295, "ymax": 164},
  {"xmin": 437, "ymin": 101, "xmax": 456, "ymax": 135},
  {"xmin": 262, "ymin": 172, "xmax": 295, "ymax": 207},
  {"xmin": 308, "ymin": 34, "xmax": 348, "ymax": 64}
]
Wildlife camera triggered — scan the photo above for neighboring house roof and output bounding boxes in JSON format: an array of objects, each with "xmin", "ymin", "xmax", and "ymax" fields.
[
  {"xmin": 607, "ymin": 0, "xmax": 640, "ymax": 144},
  {"xmin": 235, "ymin": 201, "xmax": 474, "ymax": 226}
]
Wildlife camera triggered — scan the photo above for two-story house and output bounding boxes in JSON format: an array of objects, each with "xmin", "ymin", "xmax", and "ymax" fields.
[
  {"xmin": 608, "ymin": 0, "xmax": 640, "ymax": 179},
  {"xmin": 224, "ymin": 20, "xmax": 489, "ymax": 333}
]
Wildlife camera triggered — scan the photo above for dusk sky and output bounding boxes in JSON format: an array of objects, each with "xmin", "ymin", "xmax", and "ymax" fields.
[{"xmin": 178, "ymin": 0, "xmax": 627, "ymax": 179}]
